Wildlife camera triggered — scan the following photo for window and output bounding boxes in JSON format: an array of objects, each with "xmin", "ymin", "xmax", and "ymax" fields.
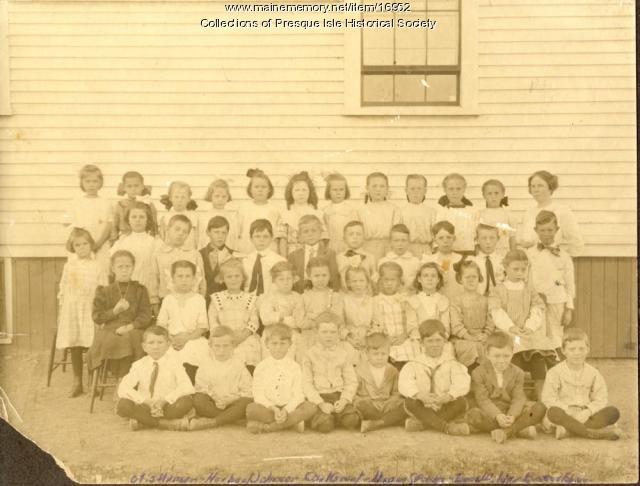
[
  {"xmin": 0, "ymin": 0, "xmax": 10, "ymax": 116},
  {"xmin": 344, "ymin": 0, "xmax": 477, "ymax": 115}
]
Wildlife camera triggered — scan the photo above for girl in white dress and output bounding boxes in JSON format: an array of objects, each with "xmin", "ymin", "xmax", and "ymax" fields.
[
  {"xmin": 277, "ymin": 171, "xmax": 326, "ymax": 256},
  {"xmin": 399, "ymin": 174, "xmax": 437, "ymax": 258},
  {"xmin": 435, "ymin": 173, "xmax": 476, "ymax": 256},
  {"xmin": 64, "ymin": 164, "xmax": 113, "ymax": 275},
  {"xmin": 199, "ymin": 179, "xmax": 240, "ymax": 251},
  {"xmin": 342, "ymin": 266, "xmax": 374, "ymax": 362},
  {"xmin": 475, "ymin": 179, "xmax": 517, "ymax": 256},
  {"xmin": 110, "ymin": 202, "xmax": 159, "ymax": 292},
  {"xmin": 409, "ymin": 262, "xmax": 451, "ymax": 334},
  {"xmin": 57, "ymin": 228, "xmax": 108, "ymax": 397},
  {"xmin": 208, "ymin": 258, "xmax": 262, "ymax": 369},
  {"xmin": 322, "ymin": 173, "xmax": 359, "ymax": 254},
  {"xmin": 158, "ymin": 181, "xmax": 199, "ymax": 250},
  {"xmin": 357, "ymin": 172, "xmax": 400, "ymax": 260},
  {"xmin": 237, "ymin": 169, "xmax": 281, "ymax": 255}
]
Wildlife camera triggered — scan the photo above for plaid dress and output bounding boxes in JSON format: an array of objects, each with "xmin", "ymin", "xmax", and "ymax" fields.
[
  {"xmin": 208, "ymin": 291, "xmax": 261, "ymax": 366},
  {"xmin": 371, "ymin": 293, "xmax": 420, "ymax": 362},
  {"xmin": 56, "ymin": 257, "xmax": 108, "ymax": 348}
]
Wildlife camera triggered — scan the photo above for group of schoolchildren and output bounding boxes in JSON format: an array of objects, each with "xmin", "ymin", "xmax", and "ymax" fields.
[{"xmin": 55, "ymin": 165, "xmax": 622, "ymax": 442}]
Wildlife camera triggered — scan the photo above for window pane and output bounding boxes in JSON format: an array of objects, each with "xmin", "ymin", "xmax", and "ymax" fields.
[
  {"xmin": 427, "ymin": 12, "xmax": 459, "ymax": 65},
  {"xmin": 394, "ymin": 75, "xmax": 427, "ymax": 103},
  {"xmin": 362, "ymin": 13, "xmax": 394, "ymax": 65},
  {"xmin": 395, "ymin": 14, "xmax": 427, "ymax": 65},
  {"xmin": 425, "ymin": 74, "xmax": 457, "ymax": 103},
  {"xmin": 362, "ymin": 75, "xmax": 394, "ymax": 103}
]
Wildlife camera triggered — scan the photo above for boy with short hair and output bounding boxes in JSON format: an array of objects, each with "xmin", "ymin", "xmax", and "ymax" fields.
[
  {"xmin": 289, "ymin": 215, "xmax": 341, "ymax": 293},
  {"xmin": 542, "ymin": 327, "xmax": 621, "ymax": 441},
  {"xmin": 471, "ymin": 223, "xmax": 505, "ymax": 296},
  {"xmin": 149, "ymin": 214, "xmax": 206, "ymax": 314},
  {"xmin": 303, "ymin": 311, "xmax": 360, "ymax": 433},
  {"xmin": 466, "ymin": 332, "xmax": 547, "ymax": 444},
  {"xmin": 372, "ymin": 261, "xmax": 420, "ymax": 371},
  {"xmin": 116, "ymin": 326, "xmax": 194, "ymax": 431},
  {"xmin": 336, "ymin": 220, "xmax": 378, "ymax": 287},
  {"xmin": 526, "ymin": 210, "xmax": 576, "ymax": 351},
  {"xmin": 200, "ymin": 215, "xmax": 235, "ymax": 305},
  {"xmin": 156, "ymin": 260, "xmax": 209, "ymax": 383},
  {"xmin": 355, "ymin": 333, "xmax": 406, "ymax": 433},
  {"xmin": 189, "ymin": 326, "xmax": 253, "ymax": 430},
  {"xmin": 246, "ymin": 324, "xmax": 318, "ymax": 433},
  {"xmin": 399, "ymin": 319, "xmax": 471, "ymax": 436},
  {"xmin": 378, "ymin": 224, "xmax": 421, "ymax": 295},
  {"xmin": 242, "ymin": 219, "xmax": 286, "ymax": 297}
]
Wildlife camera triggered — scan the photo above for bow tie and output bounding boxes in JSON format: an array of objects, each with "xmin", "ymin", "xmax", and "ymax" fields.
[
  {"xmin": 537, "ymin": 242, "xmax": 560, "ymax": 256},
  {"xmin": 345, "ymin": 250, "xmax": 365, "ymax": 259}
]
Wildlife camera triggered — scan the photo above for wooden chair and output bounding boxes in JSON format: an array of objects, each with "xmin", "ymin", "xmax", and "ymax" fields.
[
  {"xmin": 89, "ymin": 360, "xmax": 118, "ymax": 413},
  {"xmin": 46, "ymin": 330, "xmax": 87, "ymax": 387}
]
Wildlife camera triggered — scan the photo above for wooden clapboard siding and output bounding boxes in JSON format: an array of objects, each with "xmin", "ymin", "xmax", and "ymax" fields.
[
  {"xmin": 11, "ymin": 258, "xmax": 65, "ymax": 355},
  {"xmin": 3, "ymin": 256, "xmax": 637, "ymax": 358},
  {"xmin": 573, "ymin": 257, "xmax": 638, "ymax": 358},
  {"xmin": 0, "ymin": 0, "xmax": 636, "ymax": 257}
]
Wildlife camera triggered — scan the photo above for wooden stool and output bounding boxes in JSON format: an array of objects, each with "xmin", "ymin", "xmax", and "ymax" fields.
[
  {"xmin": 46, "ymin": 330, "xmax": 87, "ymax": 387},
  {"xmin": 89, "ymin": 360, "xmax": 118, "ymax": 413}
]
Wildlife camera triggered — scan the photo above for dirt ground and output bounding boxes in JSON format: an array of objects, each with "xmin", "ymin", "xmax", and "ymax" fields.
[{"xmin": 1, "ymin": 351, "xmax": 637, "ymax": 484}]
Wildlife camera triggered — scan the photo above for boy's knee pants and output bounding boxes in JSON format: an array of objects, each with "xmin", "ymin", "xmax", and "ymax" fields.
[{"xmin": 310, "ymin": 392, "xmax": 360, "ymax": 433}]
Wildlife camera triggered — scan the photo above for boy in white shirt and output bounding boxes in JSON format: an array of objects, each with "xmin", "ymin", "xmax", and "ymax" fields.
[
  {"xmin": 189, "ymin": 326, "xmax": 253, "ymax": 430},
  {"xmin": 542, "ymin": 327, "xmax": 621, "ymax": 441},
  {"xmin": 156, "ymin": 260, "xmax": 209, "ymax": 383},
  {"xmin": 400, "ymin": 319, "xmax": 471, "ymax": 435},
  {"xmin": 471, "ymin": 223, "xmax": 505, "ymax": 296},
  {"xmin": 526, "ymin": 210, "xmax": 576, "ymax": 351},
  {"xmin": 245, "ymin": 324, "xmax": 318, "ymax": 433},
  {"xmin": 116, "ymin": 326, "xmax": 194, "ymax": 431},
  {"xmin": 242, "ymin": 219, "xmax": 286, "ymax": 297},
  {"xmin": 378, "ymin": 224, "xmax": 421, "ymax": 295}
]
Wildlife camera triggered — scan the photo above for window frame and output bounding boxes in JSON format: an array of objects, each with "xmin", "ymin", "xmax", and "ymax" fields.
[{"xmin": 343, "ymin": 0, "xmax": 478, "ymax": 115}]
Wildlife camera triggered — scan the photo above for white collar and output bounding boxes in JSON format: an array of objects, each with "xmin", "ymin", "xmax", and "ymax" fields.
[
  {"xmin": 305, "ymin": 243, "xmax": 320, "ymax": 252},
  {"xmin": 503, "ymin": 279, "xmax": 525, "ymax": 290}
]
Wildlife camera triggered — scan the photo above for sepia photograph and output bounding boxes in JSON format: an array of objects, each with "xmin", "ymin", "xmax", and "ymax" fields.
[{"xmin": 0, "ymin": 0, "xmax": 637, "ymax": 483}]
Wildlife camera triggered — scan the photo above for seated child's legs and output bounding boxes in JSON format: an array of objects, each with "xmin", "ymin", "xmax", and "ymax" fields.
[
  {"xmin": 310, "ymin": 410, "xmax": 335, "ymax": 433},
  {"xmin": 283, "ymin": 401, "xmax": 318, "ymax": 428},
  {"xmin": 380, "ymin": 398, "xmax": 407, "ymax": 426},
  {"xmin": 193, "ymin": 393, "xmax": 251, "ymax": 425},
  {"xmin": 116, "ymin": 398, "xmax": 159, "ymax": 428},
  {"xmin": 509, "ymin": 402, "xmax": 546, "ymax": 434},
  {"xmin": 246, "ymin": 403, "xmax": 276, "ymax": 424},
  {"xmin": 355, "ymin": 399, "xmax": 383, "ymax": 420},
  {"xmin": 466, "ymin": 408, "xmax": 500, "ymax": 432},
  {"xmin": 584, "ymin": 406, "xmax": 620, "ymax": 429},
  {"xmin": 163, "ymin": 395, "xmax": 194, "ymax": 420},
  {"xmin": 404, "ymin": 397, "xmax": 466, "ymax": 433},
  {"xmin": 335, "ymin": 403, "xmax": 360, "ymax": 430}
]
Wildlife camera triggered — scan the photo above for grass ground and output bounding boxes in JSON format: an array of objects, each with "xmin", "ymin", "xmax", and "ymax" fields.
[{"xmin": 1, "ymin": 351, "xmax": 637, "ymax": 484}]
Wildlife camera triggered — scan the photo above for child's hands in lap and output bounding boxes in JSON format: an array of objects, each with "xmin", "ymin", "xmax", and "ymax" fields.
[
  {"xmin": 274, "ymin": 408, "xmax": 288, "ymax": 424},
  {"xmin": 171, "ymin": 333, "xmax": 190, "ymax": 349},
  {"xmin": 150, "ymin": 399, "xmax": 167, "ymax": 417},
  {"xmin": 318, "ymin": 402, "xmax": 334, "ymax": 414},
  {"xmin": 333, "ymin": 399, "xmax": 349, "ymax": 413},
  {"xmin": 574, "ymin": 409, "xmax": 591, "ymax": 424},
  {"xmin": 390, "ymin": 332, "xmax": 408, "ymax": 346},
  {"xmin": 496, "ymin": 414, "xmax": 513, "ymax": 428}
]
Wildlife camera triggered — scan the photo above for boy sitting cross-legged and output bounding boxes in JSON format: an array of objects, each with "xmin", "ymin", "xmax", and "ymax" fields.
[
  {"xmin": 399, "ymin": 319, "xmax": 471, "ymax": 436},
  {"xmin": 116, "ymin": 326, "xmax": 194, "ymax": 431},
  {"xmin": 303, "ymin": 311, "xmax": 360, "ymax": 433},
  {"xmin": 466, "ymin": 331, "xmax": 547, "ymax": 443},
  {"xmin": 355, "ymin": 333, "xmax": 407, "ymax": 433},
  {"xmin": 245, "ymin": 324, "xmax": 318, "ymax": 433},
  {"xmin": 188, "ymin": 326, "xmax": 253, "ymax": 431},
  {"xmin": 542, "ymin": 327, "xmax": 622, "ymax": 441}
]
